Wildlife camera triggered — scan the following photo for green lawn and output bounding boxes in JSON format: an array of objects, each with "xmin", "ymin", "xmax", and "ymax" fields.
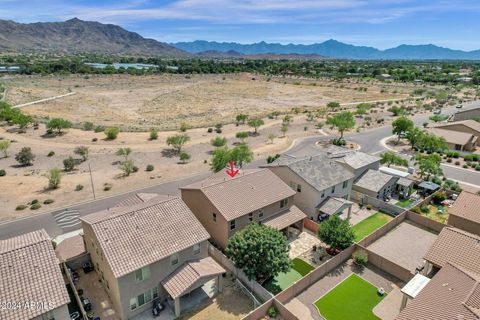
[
  {"xmin": 264, "ymin": 258, "xmax": 314, "ymax": 294},
  {"xmin": 396, "ymin": 199, "xmax": 413, "ymax": 208},
  {"xmin": 352, "ymin": 212, "xmax": 393, "ymax": 242},
  {"xmin": 315, "ymin": 274, "xmax": 385, "ymax": 320}
]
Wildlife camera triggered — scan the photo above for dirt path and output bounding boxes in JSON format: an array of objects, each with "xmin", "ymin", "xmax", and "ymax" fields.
[{"xmin": 13, "ymin": 92, "xmax": 76, "ymax": 108}]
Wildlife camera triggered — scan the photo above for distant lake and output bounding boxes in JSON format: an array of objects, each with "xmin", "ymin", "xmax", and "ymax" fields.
[{"xmin": 85, "ymin": 63, "xmax": 158, "ymax": 70}]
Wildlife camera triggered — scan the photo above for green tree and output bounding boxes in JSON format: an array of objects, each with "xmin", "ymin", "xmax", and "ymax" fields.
[
  {"xmin": 46, "ymin": 118, "xmax": 72, "ymax": 134},
  {"xmin": 0, "ymin": 140, "xmax": 10, "ymax": 158},
  {"xmin": 317, "ymin": 215, "xmax": 355, "ymax": 249},
  {"xmin": 46, "ymin": 167, "xmax": 62, "ymax": 189},
  {"xmin": 179, "ymin": 151, "xmax": 191, "ymax": 163},
  {"xmin": 236, "ymin": 113, "xmax": 249, "ymax": 125},
  {"xmin": 120, "ymin": 160, "xmax": 136, "ymax": 176},
  {"xmin": 326, "ymin": 112, "xmax": 355, "ymax": 140},
  {"xmin": 282, "ymin": 115, "xmax": 293, "ymax": 125},
  {"xmin": 415, "ymin": 154, "xmax": 443, "ymax": 180},
  {"xmin": 405, "ymin": 127, "xmax": 424, "ymax": 149},
  {"xmin": 12, "ymin": 113, "xmax": 33, "ymax": 129},
  {"xmin": 15, "ymin": 147, "xmax": 35, "ymax": 166},
  {"xmin": 247, "ymin": 118, "xmax": 265, "ymax": 135},
  {"xmin": 116, "ymin": 147, "xmax": 132, "ymax": 161},
  {"xmin": 327, "ymin": 101, "xmax": 340, "ymax": 111},
  {"xmin": 166, "ymin": 134, "xmax": 190, "ymax": 154},
  {"xmin": 104, "ymin": 127, "xmax": 120, "ymax": 140},
  {"xmin": 225, "ymin": 223, "xmax": 290, "ymax": 282},
  {"xmin": 63, "ymin": 156, "xmax": 77, "ymax": 172},
  {"xmin": 74, "ymin": 146, "xmax": 89, "ymax": 162},
  {"xmin": 210, "ymin": 146, "xmax": 231, "ymax": 172},
  {"xmin": 236, "ymin": 131, "xmax": 249, "ymax": 142},
  {"xmin": 392, "ymin": 116, "xmax": 414, "ymax": 143},
  {"xmin": 211, "ymin": 136, "xmax": 227, "ymax": 148},
  {"xmin": 388, "ymin": 106, "xmax": 407, "ymax": 116},
  {"xmin": 231, "ymin": 143, "xmax": 254, "ymax": 168},
  {"xmin": 380, "ymin": 151, "xmax": 408, "ymax": 167},
  {"xmin": 429, "ymin": 114, "xmax": 449, "ymax": 122}
]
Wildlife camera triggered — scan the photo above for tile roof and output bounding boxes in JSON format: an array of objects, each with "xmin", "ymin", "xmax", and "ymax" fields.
[
  {"xmin": 262, "ymin": 205, "xmax": 307, "ymax": 230},
  {"xmin": 81, "ymin": 195, "xmax": 210, "ymax": 278},
  {"xmin": 55, "ymin": 235, "xmax": 86, "ymax": 263},
  {"xmin": 161, "ymin": 257, "xmax": 225, "ymax": 299},
  {"xmin": 182, "ymin": 169, "xmax": 296, "ymax": 221},
  {"xmin": 113, "ymin": 193, "xmax": 160, "ymax": 207},
  {"xmin": 428, "ymin": 119, "xmax": 480, "ymax": 133},
  {"xmin": 333, "ymin": 151, "xmax": 380, "ymax": 170},
  {"xmin": 263, "ymin": 154, "xmax": 355, "ymax": 191},
  {"xmin": 449, "ymin": 191, "xmax": 480, "ymax": 225},
  {"xmin": 353, "ymin": 169, "xmax": 398, "ymax": 193},
  {"xmin": 424, "ymin": 227, "xmax": 480, "ymax": 274},
  {"xmin": 396, "ymin": 177, "xmax": 415, "ymax": 187},
  {"xmin": 396, "ymin": 263, "xmax": 480, "ymax": 320},
  {"xmin": 426, "ymin": 127, "xmax": 476, "ymax": 145},
  {"xmin": 317, "ymin": 197, "xmax": 353, "ymax": 215},
  {"xmin": 0, "ymin": 230, "xmax": 70, "ymax": 320}
]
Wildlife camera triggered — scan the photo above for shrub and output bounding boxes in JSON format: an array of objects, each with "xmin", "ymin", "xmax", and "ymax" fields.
[
  {"xmin": 180, "ymin": 121, "xmax": 189, "ymax": 132},
  {"xmin": 31, "ymin": 199, "xmax": 39, "ymax": 205},
  {"xmin": 75, "ymin": 184, "xmax": 84, "ymax": 191},
  {"xmin": 216, "ymin": 128, "xmax": 222, "ymax": 134},
  {"xmin": 16, "ymin": 204, "xmax": 27, "ymax": 211},
  {"xmin": 0, "ymin": 169, "xmax": 5, "ymax": 176},
  {"xmin": 463, "ymin": 164, "xmax": 468, "ymax": 168},
  {"xmin": 74, "ymin": 146, "xmax": 89, "ymax": 162},
  {"xmin": 211, "ymin": 136, "xmax": 227, "ymax": 148},
  {"xmin": 411, "ymin": 207, "xmax": 422, "ymax": 214},
  {"xmin": 464, "ymin": 154, "xmax": 474, "ymax": 162},
  {"xmin": 420, "ymin": 205, "xmax": 430, "ymax": 213},
  {"xmin": 455, "ymin": 161, "xmax": 460, "ymax": 165},
  {"xmin": 103, "ymin": 183, "xmax": 112, "ymax": 191},
  {"xmin": 180, "ymin": 152, "xmax": 191, "ymax": 163},
  {"xmin": 146, "ymin": 164, "xmax": 154, "ymax": 171},
  {"xmin": 47, "ymin": 151, "xmax": 55, "ymax": 157},
  {"xmin": 15, "ymin": 147, "xmax": 35, "ymax": 166},
  {"xmin": 352, "ymin": 250, "xmax": 368, "ymax": 266},
  {"xmin": 432, "ymin": 191, "xmax": 446, "ymax": 205},
  {"xmin": 476, "ymin": 165, "xmax": 480, "ymax": 171},
  {"xmin": 267, "ymin": 307, "xmax": 278, "ymax": 318},
  {"xmin": 446, "ymin": 158, "xmax": 452, "ymax": 163},
  {"xmin": 83, "ymin": 122, "xmax": 94, "ymax": 131},
  {"xmin": 149, "ymin": 128, "xmax": 158, "ymax": 140},
  {"xmin": 104, "ymin": 127, "xmax": 120, "ymax": 140},
  {"xmin": 63, "ymin": 157, "xmax": 76, "ymax": 171},
  {"xmin": 30, "ymin": 203, "xmax": 41, "ymax": 210},
  {"xmin": 46, "ymin": 168, "xmax": 63, "ymax": 189},
  {"xmin": 94, "ymin": 125, "xmax": 105, "ymax": 133},
  {"xmin": 207, "ymin": 128, "xmax": 213, "ymax": 133},
  {"xmin": 46, "ymin": 118, "xmax": 72, "ymax": 134},
  {"xmin": 43, "ymin": 199, "xmax": 54, "ymax": 205},
  {"xmin": 92, "ymin": 138, "xmax": 98, "ymax": 142},
  {"xmin": 366, "ymin": 204, "xmax": 373, "ymax": 210},
  {"xmin": 120, "ymin": 160, "xmax": 136, "ymax": 176}
]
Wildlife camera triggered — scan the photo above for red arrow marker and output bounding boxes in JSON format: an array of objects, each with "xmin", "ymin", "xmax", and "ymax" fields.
[{"xmin": 226, "ymin": 160, "xmax": 239, "ymax": 178}]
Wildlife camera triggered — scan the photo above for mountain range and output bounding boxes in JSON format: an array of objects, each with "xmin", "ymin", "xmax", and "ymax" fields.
[
  {"xmin": 0, "ymin": 18, "xmax": 185, "ymax": 56},
  {"xmin": 173, "ymin": 40, "xmax": 480, "ymax": 60}
]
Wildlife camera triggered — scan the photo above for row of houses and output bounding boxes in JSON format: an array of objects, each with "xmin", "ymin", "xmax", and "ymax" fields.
[{"xmin": 1, "ymin": 147, "xmax": 475, "ymax": 320}]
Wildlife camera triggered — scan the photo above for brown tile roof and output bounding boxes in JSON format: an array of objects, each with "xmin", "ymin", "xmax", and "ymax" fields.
[
  {"xmin": 396, "ymin": 263, "xmax": 480, "ymax": 320},
  {"xmin": 424, "ymin": 227, "xmax": 480, "ymax": 274},
  {"xmin": 161, "ymin": 257, "xmax": 225, "ymax": 299},
  {"xmin": 429, "ymin": 119, "xmax": 480, "ymax": 133},
  {"xmin": 426, "ymin": 127, "xmax": 476, "ymax": 145},
  {"xmin": 81, "ymin": 195, "xmax": 210, "ymax": 278},
  {"xmin": 114, "ymin": 193, "xmax": 160, "ymax": 207},
  {"xmin": 316, "ymin": 197, "xmax": 353, "ymax": 215},
  {"xmin": 0, "ymin": 230, "xmax": 70, "ymax": 320},
  {"xmin": 182, "ymin": 169, "xmax": 296, "ymax": 221},
  {"xmin": 263, "ymin": 205, "xmax": 307, "ymax": 230},
  {"xmin": 353, "ymin": 169, "xmax": 398, "ymax": 193},
  {"xmin": 55, "ymin": 235, "xmax": 86, "ymax": 263},
  {"xmin": 449, "ymin": 191, "xmax": 480, "ymax": 225}
]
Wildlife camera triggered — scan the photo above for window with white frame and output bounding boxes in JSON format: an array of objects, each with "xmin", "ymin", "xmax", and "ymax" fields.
[
  {"xmin": 170, "ymin": 253, "xmax": 179, "ymax": 266},
  {"xmin": 280, "ymin": 198, "xmax": 288, "ymax": 208},
  {"xmin": 135, "ymin": 265, "xmax": 151, "ymax": 283},
  {"xmin": 130, "ymin": 287, "xmax": 159, "ymax": 311},
  {"xmin": 343, "ymin": 180, "xmax": 348, "ymax": 189},
  {"xmin": 230, "ymin": 219, "xmax": 236, "ymax": 230},
  {"xmin": 193, "ymin": 243, "xmax": 201, "ymax": 255}
]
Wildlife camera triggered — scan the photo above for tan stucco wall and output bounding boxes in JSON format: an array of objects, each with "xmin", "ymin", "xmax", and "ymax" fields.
[
  {"xmin": 454, "ymin": 109, "xmax": 480, "ymax": 121},
  {"xmin": 353, "ymin": 178, "xmax": 397, "ymax": 199},
  {"xmin": 448, "ymin": 215, "xmax": 480, "ymax": 236},
  {"xmin": 267, "ymin": 166, "xmax": 353, "ymax": 219},
  {"xmin": 437, "ymin": 123, "xmax": 480, "ymax": 139},
  {"xmin": 33, "ymin": 304, "xmax": 69, "ymax": 320}
]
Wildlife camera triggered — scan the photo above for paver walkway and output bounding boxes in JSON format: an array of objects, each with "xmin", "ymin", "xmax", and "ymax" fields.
[{"xmin": 289, "ymin": 231, "xmax": 322, "ymax": 259}]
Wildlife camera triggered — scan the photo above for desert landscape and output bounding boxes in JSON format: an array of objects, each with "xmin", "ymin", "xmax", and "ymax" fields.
[{"xmin": 3, "ymin": 73, "xmax": 414, "ymax": 130}]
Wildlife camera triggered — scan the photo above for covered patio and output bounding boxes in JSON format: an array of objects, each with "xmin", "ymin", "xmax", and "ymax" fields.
[
  {"xmin": 316, "ymin": 197, "xmax": 353, "ymax": 221},
  {"xmin": 263, "ymin": 205, "xmax": 307, "ymax": 238},
  {"xmin": 161, "ymin": 257, "xmax": 226, "ymax": 317}
]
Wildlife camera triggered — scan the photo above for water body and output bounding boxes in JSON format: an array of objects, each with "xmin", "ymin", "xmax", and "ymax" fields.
[{"xmin": 85, "ymin": 63, "xmax": 158, "ymax": 70}]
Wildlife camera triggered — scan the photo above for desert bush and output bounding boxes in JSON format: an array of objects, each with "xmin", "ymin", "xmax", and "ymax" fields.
[
  {"xmin": 15, "ymin": 147, "xmax": 35, "ymax": 166},
  {"xmin": 420, "ymin": 205, "xmax": 430, "ymax": 213},
  {"xmin": 366, "ymin": 204, "xmax": 373, "ymax": 210},
  {"xmin": 352, "ymin": 250, "xmax": 368, "ymax": 266},
  {"xmin": 63, "ymin": 157, "xmax": 76, "ymax": 171},
  {"xmin": 267, "ymin": 307, "xmax": 278, "ymax": 318},
  {"xmin": 104, "ymin": 127, "xmax": 120, "ymax": 140},
  {"xmin": 74, "ymin": 146, "xmax": 89, "ymax": 162},
  {"xmin": 455, "ymin": 161, "xmax": 460, "ymax": 165},
  {"xmin": 146, "ymin": 164, "xmax": 154, "ymax": 171},
  {"xmin": 94, "ymin": 125, "xmax": 105, "ymax": 133},
  {"xmin": 75, "ymin": 184, "xmax": 84, "ymax": 191},
  {"xmin": 46, "ymin": 168, "xmax": 63, "ymax": 189},
  {"xmin": 0, "ymin": 169, "xmax": 5, "ymax": 176},
  {"xmin": 180, "ymin": 121, "xmax": 189, "ymax": 132},
  {"xmin": 92, "ymin": 138, "xmax": 98, "ymax": 142},
  {"xmin": 103, "ymin": 183, "xmax": 113, "ymax": 191},
  {"xmin": 120, "ymin": 160, "xmax": 136, "ymax": 176},
  {"xmin": 31, "ymin": 199, "xmax": 39, "ymax": 205},
  {"xmin": 47, "ymin": 151, "xmax": 55, "ymax": 157},
  {"xmin": 149, "ymin": 128, "xmax": 158, "ymax": 140},
  {"xmin": 83, "ymin": 122, "xmax": 94, "ymax": 131},
  {"xmin": 30, "ymin": 203, "xmax": 41, "ymax": 210},
  {"xmin": 180, "ymin": 152, "xmax": 191, "ymax": 163},
  {"xmin": 43, "ymin": 199, "xmax": 54, "ymax": 205},
  {"xmin": 16, "ymin": 204, "xmax": 27, "ymax": 211},
  {"xmin": 207, "ymin": 128, "xmax": 213, "ymax": 133}
]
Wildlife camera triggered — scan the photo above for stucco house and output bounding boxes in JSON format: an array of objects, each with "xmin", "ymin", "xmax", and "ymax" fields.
[
  {"xmin": 262, "ymin": 154, "xmax": 355, "ymax": 221},
  {"xmin": 453, "ymin": 106, "xmax": 480, "ymax": 121},
  {"xmin": 0, "ymin": 230, "xmax": 70, "ymax": 320},
  {"xmin": 428, "ymin": 119, "xmax": 480, "ymax": 141},
  {"xmin": 80, "ymin": 194, "xmax": 225, "ymax": 319},
  {"xmin": 330, "ymin": 150, "xmax": 381, "ymax": 180},
  {"xmin": 180, "ymin": 169, "xmax": 307, "ymax": 249},
  {"xmin": 353, "ymin": 169, "xmax": 398, "ymax": 200},
  {"xmin": 447, "ymin": 191, "xmax": 480, "ymax": 236},
  {"xmin": 426, "ymin": 127, "xmax": 478, "ymax": 151}
]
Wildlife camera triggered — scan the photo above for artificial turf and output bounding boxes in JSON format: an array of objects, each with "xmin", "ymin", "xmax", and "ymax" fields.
[
  {"xmin": 264, "ymin": 258, "xmax": 314, "ymax": 294},
  {"xmin": 352, "ymin": 211, "xmax": 393, "ymax": 242},
  {"xmin": 315, "ymin": 274, "xmax": 385, "ymax": 320},
  {"xmin": 396, "ymin": 199, "xmax": 413, "ymax": 208}
]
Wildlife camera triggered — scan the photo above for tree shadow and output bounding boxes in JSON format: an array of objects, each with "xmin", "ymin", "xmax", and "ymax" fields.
[{"xmin": 161, "ymin": 149, "xmax": 177, "ymax": 158}]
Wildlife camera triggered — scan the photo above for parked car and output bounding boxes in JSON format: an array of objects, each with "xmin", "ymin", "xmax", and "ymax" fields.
[
  {"xmin": 433, "ymin": 109, "xmax": 442, "ymax": 114},
  {"xmin": 81, "ymin": 297, "xmax": 92, "ymax": 312},
  {"xmin": 456, "ymin": 104, "xmax": 463, "ymax": 108}
]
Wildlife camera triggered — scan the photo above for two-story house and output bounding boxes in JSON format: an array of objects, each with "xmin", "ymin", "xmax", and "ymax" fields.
[
  {"xmin": 262, "ymin": 154, "xmax": 355, "ymax": 221},
  {"xmin": 80, "ymin": 194, "xmax": 225, "ymax": 319},
  {"xmin": 0, "ymin": 230, "xmax": 70, "ymax": 320},
  {"xmin": 180, "ymin": 169, "xmax": 308, "ymax": 249}
]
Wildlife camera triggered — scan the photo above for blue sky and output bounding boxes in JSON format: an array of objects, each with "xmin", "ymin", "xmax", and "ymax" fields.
[{"xmin": 1, "ymin": 0, "xmax": 480, "ymax": 50}]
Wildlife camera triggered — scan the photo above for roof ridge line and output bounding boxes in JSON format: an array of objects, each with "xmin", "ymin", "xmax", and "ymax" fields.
[{"xmin": 199, "ymin": 169, "xmax": 264, "ymax": 190}]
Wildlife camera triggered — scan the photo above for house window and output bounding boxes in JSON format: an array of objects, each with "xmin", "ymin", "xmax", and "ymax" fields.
[
  {"xmin": 289, "ymin": 182, "xmax": 295, "ymax": 190},
  {"xmin": 130, "ymin": 298, "xmax": 137, "ymax": 310},
  {"xmin": 296, "ymin": 184, "xmax": 302, "ymax": 193},
  {"xmin": 331, "ymin": 186, "xmax": 335, "ymax": 193},
  {"xmin": 343, "ymin": 181, "xmax": 348, "ymax": 189},
  {"xmin": 321, "ymin": 191, "xmax": 325, "ymax": 198},
  {"xmin": 135, "ymin": 265, "xmax": 151, "ymax": 283},
  {"xmin": 230, "ymin": 219, "xmax": 236, "ymax": 230},
  {"xmin": 258, "ymin": 209, "xmax": 264, "ymax": 218},
  {"xmin": 280, "ymin": 198, "xmax": 289, "ymax": 208},
  {"xmin": 193, "ymin": 243, "xmax": 201, "ymax": 255},
  {"xmin": 153, "ymin": 287, "xmax": 159, "ymax": 299},
  {"xmin": 170, "ymin": 253, "xmax": 179, "ymax": 266},
  {"xmin": 248, "ymin": 212, "xmax": 253, "ymax": 222},
  {"xmin": 130, "ymin": 287, "xmax": 158, "ymax": 311},
  {"xmin": 212, "ymin": 212, "xmax": 217, "ymax": 223}
]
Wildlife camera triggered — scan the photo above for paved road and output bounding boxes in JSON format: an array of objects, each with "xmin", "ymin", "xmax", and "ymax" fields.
[{"xmin": 1, "ymin": 102, "xmax": 479, "ymax": 240}]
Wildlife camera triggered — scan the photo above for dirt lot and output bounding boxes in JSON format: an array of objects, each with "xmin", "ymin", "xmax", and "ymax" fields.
[{"xmin": 3, "ymin": 74, "xmax": 413, "ymax": 130}]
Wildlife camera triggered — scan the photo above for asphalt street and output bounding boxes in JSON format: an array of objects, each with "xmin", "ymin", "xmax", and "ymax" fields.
[{"xmin": 0, "ymin": 102, "xmax": 479, "ymax": 240}]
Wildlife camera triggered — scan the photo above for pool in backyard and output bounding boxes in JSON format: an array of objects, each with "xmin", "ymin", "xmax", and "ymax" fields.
[
  {"xmin": 264, "ymin": 258, "xmax": 314, "ymax": 294},
  {"xmin": 315, "ymin": 274, "xmax": 385, "ymax": 320}
]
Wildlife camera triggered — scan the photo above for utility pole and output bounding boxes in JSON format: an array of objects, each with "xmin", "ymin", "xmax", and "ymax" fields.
[{"xmin": 88, "ymin": 162, "xmax": 96, "ymax": 199}]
